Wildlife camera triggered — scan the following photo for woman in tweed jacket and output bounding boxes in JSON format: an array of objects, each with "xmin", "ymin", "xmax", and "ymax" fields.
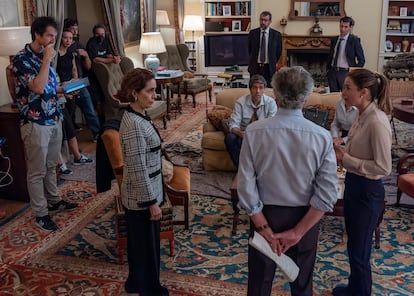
[{"xmin": 118, "ymin": 68, "xmax": 169, "ymax": 296}]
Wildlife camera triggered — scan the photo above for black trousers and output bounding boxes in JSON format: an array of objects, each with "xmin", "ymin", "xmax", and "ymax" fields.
[
  {"xmin": 327, "ymin": 68, "xmax": 348, "ymax": 92},
  {"xmin": 247, "ymin": 205, "xmax": 320, "ymax": 296},
  {"xmin": 251, "ymin": 63, "xmax": 272, "ymax": 88},
  {"xmin": 343, "ymin": 173, "xmax": 385, "ymax": 296},
  {"xmin": 124, "ymin": 208, "xmax": 169, "ymax": 296}
]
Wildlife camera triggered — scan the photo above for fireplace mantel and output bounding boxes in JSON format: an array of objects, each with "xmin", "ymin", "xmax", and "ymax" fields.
[{"xmin": 280, "ymin": 34, "xmax": 335, "ymax": 66}]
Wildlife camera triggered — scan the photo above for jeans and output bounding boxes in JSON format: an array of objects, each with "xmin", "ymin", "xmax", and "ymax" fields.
[
  {"xmin": 75, "ymin": 88, "xmax": 100, "ymax": 135},
  {"xmin": 224, "ymin": 132, "xmax": 243, "ymax": 168}
]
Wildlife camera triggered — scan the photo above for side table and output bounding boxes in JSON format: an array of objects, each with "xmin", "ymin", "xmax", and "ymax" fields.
[{"xmin": 155, "ymin": 71, "xmax": 184, "ymax": 119}]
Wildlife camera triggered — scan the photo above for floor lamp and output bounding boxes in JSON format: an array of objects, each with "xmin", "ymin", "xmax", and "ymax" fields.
[{"xmin": 183, "ymin": 15, "xmax": 209, "ymax": 119}]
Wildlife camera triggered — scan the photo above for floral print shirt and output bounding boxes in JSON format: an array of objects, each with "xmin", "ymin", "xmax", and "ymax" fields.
[{"xmin": 13, "ymin": 43, "xmax": 62, "ymax": 126}]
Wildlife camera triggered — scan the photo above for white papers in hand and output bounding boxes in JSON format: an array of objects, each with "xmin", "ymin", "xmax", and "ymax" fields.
[{"xmin": 249, "ymin": 231, "xmax": 299, "ymax": 282}]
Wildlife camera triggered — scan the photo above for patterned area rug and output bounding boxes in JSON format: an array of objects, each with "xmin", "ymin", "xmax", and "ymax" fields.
[{"xmin": 8, "ymin": 186, "xmax": 411, "ymax": 296}]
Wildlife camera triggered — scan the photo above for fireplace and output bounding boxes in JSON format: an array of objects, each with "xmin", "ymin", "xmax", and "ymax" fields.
[
  {"xmin": 280, "ymin": 34, "xmax": 334, "ymax": 86},
  {"xmin": 287, "ymin": 49, "xmax": 330, "ymax": 86}
]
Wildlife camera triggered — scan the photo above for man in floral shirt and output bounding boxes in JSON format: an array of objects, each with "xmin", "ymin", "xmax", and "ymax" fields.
[{"xmin": 13, "ymin": 16, "xmax": 78, "ymax": 232}]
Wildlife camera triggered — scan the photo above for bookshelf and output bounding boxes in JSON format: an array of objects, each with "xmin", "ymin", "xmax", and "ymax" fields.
[
  {"xmin": 185, "ymin": 41, "xmax": 197, "ymax": 71},
  {"xmin": 204, "ymin": 1, "xmax": 252, "ymax": 35},
  {"xmin": 378, "ymin": 0, "xmax": 414, "ymax": 72}
]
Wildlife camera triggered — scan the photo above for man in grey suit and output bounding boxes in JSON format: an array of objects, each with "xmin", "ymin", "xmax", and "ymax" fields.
[
  {"xmin": 327, "ymin": 16, "xmax": 365, "ymax": 92},
  {"xmin": 248, "ymin": 11, "xmax": 282, "ymax": 87}
]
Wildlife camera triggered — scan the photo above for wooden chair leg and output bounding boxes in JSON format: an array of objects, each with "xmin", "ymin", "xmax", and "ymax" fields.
[{"xmin": 160, "ymin": 230, "xmax": 174, "ymax": 256}]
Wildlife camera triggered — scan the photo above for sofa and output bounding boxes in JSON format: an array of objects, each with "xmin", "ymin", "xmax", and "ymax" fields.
[{"xmin": 201, "ymin": 88, "xmax": 342, "ymax": 171}]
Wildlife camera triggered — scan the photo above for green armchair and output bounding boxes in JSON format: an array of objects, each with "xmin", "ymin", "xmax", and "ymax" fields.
[{"xmin": 159, "ymin": 44, "xmax": 212, "ymax": 107}]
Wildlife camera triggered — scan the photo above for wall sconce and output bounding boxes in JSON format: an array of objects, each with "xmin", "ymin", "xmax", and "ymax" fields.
[{"xmin": 138, "ymin": 32, "xmax": 166, "ymax": 73}]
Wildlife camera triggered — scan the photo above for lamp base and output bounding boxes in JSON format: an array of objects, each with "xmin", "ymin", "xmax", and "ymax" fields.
[{"xmin": 144, "ymin": 54, "xmax": 160, "ymax": 74}]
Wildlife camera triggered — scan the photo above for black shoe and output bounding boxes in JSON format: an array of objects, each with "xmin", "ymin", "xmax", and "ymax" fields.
[
  {"xmin": 35, "ymin": 215, "xmax": 58, "ymax": 232},
  {"xmin": 332, "ymin": 285, "xmax": 349, "ymax": 296},
  {"xmin": 48, "ymin": 200, "xmax": 78, "ymax": 212}
]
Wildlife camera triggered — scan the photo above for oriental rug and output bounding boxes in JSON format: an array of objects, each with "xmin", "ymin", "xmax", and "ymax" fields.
[{"xmin": 2, "ymin": 179, "xmax": 413, "ymax": 295}]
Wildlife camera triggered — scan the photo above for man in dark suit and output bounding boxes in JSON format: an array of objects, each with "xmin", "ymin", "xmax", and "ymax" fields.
[
  {"xmin": 327, "ymin": 16, "xmax": 365, "ymax": 92},
  {"xmin": 248, "ymin": 11, "xmax": 282, "ymax": 87}
]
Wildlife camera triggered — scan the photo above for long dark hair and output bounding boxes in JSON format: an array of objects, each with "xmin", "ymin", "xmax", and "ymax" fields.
[{"xmin": 347, "ymin": 69, "xmax": 392, "ymax": 115}]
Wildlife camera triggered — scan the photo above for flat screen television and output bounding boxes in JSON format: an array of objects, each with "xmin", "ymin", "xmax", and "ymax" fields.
[{"xmin": 204, "ymin": 34, "xmax": 249, "ymax": 67}]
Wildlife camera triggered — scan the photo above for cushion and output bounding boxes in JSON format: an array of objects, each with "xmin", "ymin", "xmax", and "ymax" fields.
[
  {"xmin": 207, "ymin": 106, "xmax": 233, "ymax": 131},
  {"xmin": 305, "ymin": 104, "xmax": 336, "ymax": 129}
]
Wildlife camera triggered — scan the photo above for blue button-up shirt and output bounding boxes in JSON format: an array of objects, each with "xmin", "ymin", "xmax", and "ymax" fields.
[{"xmin": 237, "ymin": 108, "xmax": 338, "ymax": 215}]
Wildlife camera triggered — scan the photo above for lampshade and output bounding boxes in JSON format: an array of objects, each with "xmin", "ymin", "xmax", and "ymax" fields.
[
  {"xmin": 0, "ymin": 26, "xmax": 31, "ymax": 56},
  {"xmin": 139, "ymin": 32, "xmax": 166, "ymax": 55},
  {"xmin": 183, "ymin": 15, "xmax": 204, "ymax": 32},
  {"xmin": 139, "ymin": 32, "xmax": 166, "ymax": 73},
  {"xmin": 156, "ymin": 10, "xmax": 170, "ymax": 26}
]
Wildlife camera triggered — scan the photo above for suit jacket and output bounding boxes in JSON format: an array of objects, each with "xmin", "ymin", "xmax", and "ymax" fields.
[
  {"xmin": 248, "ymin": 27, "xmax": 282, "ymax": 75},
  {"xmin": 328, "ymin": 34, "xmax": 365, "ymax": 69}
]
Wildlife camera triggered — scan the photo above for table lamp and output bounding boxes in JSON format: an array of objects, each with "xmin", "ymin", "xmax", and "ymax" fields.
[
  {"xmin": 139, "ymin": 32, "xmax": 166, "ymax": 74},
  {"xmin": 156, "ymin": 10, "xmax": 170, "ymax": 31},
  {"xmin": 183, "ymin": 15, "xmax": 204, "ymax": 42},
  {"xmin": 0, "ymin": 26, "xmax": 31, "ymax": 105}
]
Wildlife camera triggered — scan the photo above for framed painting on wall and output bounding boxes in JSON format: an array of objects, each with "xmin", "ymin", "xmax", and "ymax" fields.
[
  {"xmin": 121, "ymin": 0, "xmax": 142, "ymax": 46},
  {"xmin": 0, "ymin": 0, "xmax": 19, "ymax": 26}
]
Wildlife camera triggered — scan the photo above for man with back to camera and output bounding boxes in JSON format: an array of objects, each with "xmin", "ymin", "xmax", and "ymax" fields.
[
  {"xmin": 248, "ymin": 11, "xmax": 282, "ymax": 87},
  {"xmin": 237, "ymin": 66, "xmax": 338, "ymax": 295},
  {"xmin": 225, "ymin": 74, "xmax": 277, "ymax": 169},
  {"xmin": 13, "ymin": 16, "xmax": 78, "ymax": 232},
  {"xmin": 327, "ymin": 16, "xmax": 365, "ymax": 92}
]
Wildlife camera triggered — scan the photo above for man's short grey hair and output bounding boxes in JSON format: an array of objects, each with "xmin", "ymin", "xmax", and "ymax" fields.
[
  {"xmin": 249, "ymin": 74, "xmax": 267, "ymax": 88},
  {"xmin": 271, "ymin": 66, "xmax": 314, "ymax": 109}
]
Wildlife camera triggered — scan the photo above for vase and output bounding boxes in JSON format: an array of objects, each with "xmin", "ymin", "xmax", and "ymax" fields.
[
  {"xmin": 402, "ymin": 38, "xmax": 410, "ymax": 52},
  {"xmin": 144, "ymin": 54, "xmax": 160, "ymax": 74}
]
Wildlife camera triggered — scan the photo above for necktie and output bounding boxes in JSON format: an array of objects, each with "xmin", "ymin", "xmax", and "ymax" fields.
[
  {"xmin": 250, "ymin": 107, "xmax": 259, "ymax": 123},
  {"xmin": 259, "ymin": 31, "xmax": 266, "ymax": 63},
  {"xmin": 333, "ymin": 38, "xmax": 343, "ymax": 67}
]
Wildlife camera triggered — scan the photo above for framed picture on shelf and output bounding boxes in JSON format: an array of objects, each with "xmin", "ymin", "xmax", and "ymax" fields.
[
  {"xmin": 223, "ymin": 5, "xmax": 231, "ymax": 16},
  {"xmin": 385, "ymin": 40, "xmax": 393, "ymax": 52},
  {"xmin": 400, "ymin": 7, "xmax": 408, "ymax": 17},
  {"xmin": 411, "ymin": 43, "xmax": 414, "ymax": 53},
  {"xmin": 395, "ymin": 43, "xmax": 401, "ymax": 53},
  {"xmin": 232, "ymin": 20, "xmax": 241, "ymax": 32},
  {"xmin": 402, "ymin": 23, "xmax": 410, "ymax": 33}
]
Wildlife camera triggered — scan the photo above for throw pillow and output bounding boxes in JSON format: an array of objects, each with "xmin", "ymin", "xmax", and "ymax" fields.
[
  {"xmin": 305, "ymin": 104, "xmax": 336, "ymax": 129},
  {"xmin": 162, "ymin": 156, "xmax": 174, "ymax": 184},
  {"xmin": 207, "ymin": 106, "xmax": 233, "ymax": 131}
]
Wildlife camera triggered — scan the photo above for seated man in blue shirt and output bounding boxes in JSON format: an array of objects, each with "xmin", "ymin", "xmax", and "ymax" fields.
[
  {"xmin": 330, "ymin": 97, "xmax": 358, "ymax": 146},
  {"xmin": 224, "ymin": 74, "xmax": 277, "ymax": 168},
  {"xmin": 237, "ymin": 66, "xmax": 338, "ymax": 296}
]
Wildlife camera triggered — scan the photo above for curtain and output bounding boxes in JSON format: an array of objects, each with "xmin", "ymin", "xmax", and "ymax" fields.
[
  {"xmin": 36, "ymin": 0, "xmax": 65, "ymax": 67},
  {"xmin": 144, "ymin": 0, "xmax": 155, "ymax": 32},
  {"xmin": 101, "ymin": 0, "xmax": 125, "ymax": 56},
  {"xmin": 174, "ymin": 0, "xmax": 184, "ymax": 44}
]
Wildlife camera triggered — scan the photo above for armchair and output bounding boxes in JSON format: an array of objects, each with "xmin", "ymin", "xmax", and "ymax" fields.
[
  {"xmin": 396, "ymin": 153, "xmax": 414, "ymax": 206},
  {"xmin": 99, "ymin": 126, "xmax": 192, "ymax": 263},
  {"xmin": 158, "ymin": 44, "xmax": 212, "ymax": 107},
  {"xmin": 92, "ymin": 57, "xmax": 167, "ymax": 128}
]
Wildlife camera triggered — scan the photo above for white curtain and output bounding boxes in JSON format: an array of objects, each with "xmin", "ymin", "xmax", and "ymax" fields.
[{"xmin": 102, "ymin": 0, "xmax": 125, "ymax": 56}]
